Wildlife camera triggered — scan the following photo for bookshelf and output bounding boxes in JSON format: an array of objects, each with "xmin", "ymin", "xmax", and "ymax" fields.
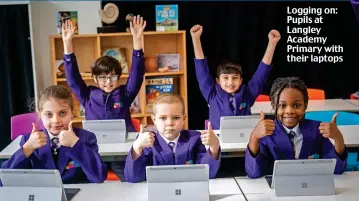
[{"xmin": 49, "ymin": 31, "xmax": 188, "ymax": 129}]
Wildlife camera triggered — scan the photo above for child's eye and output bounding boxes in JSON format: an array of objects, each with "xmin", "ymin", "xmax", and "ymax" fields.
[
  {"xmin": 60, "ymin": 111, "xmax": 67, "ymax": 116},
  {"xmin": 280, "ymin": 104, "xmax": 287, "ymax": 108},
  {"xmin": 173, "ymin": 117, "xmax": 180, "ymax": 120},
  {"xmin": 294, "ymin": 104, "xmax": 301, "ymax": 108},
  {"xmin": 160, "ymin": 117, "xmax": 166, "ymax": 120},
  {"xmin": 223, "ymin": 77, "xmax": 228, "ymax": 80},
  {"xmin": 45, "ymin": 113, "xmax": 52, "ymax": 117}
]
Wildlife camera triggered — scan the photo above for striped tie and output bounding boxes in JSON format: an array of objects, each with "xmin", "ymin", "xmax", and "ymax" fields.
[
  {"xmin": 229, "ymin": 95, "xmax": 236, "ymax": 115},
  {"xmin": 168, "ymin": 142, "xmax": 176, "ymax": 164},
  {"xmin": 288, "ymin": 131, "xmax": 296, "ymax": 157}
]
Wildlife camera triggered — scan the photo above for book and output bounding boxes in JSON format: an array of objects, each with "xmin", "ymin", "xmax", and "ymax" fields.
[
  {"xmin": 156, "ymin": 5, "xmax": 178, "ymax": 31},
  {"xmin": 102, "ymin": 48, "xmax": 129, "ymax": 74},
  {"xmin": 57, "ymin": 11, "xmax": 79, "ymax": 34},
  {"xmin": 156, "ymin": 54, "xmax": 180, "ymax": 72},
  {"xmin": 146, "ymin": 77, "xmax": 174, "ymax": 112}
]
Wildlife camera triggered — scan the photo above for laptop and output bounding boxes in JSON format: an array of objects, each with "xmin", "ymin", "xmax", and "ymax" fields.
[
  {"xmin": 219, "ymin": 115, "xmax": 260, "ymax": 143},
  {"xmin": 82, "ymin": 119, "xmax": 127, "ymax": 143},
  {"xmin": 265, "ymin": 159, "xmax": 336, "ymax": 197},
  {"xmin": 0, "ymin": 169, "xmax": 80, "ymax": 201},
  {"xmin": 146, "ymin": 164, "xmax": 209, "ymax": 201}
]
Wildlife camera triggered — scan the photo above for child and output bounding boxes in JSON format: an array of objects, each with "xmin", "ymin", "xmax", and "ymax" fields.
[
  {"xmin": 245, "ymin": 77, "xmax": 347, "ymax": 178},
  {"xmin": 62, "ymin": 15, "xmax": 146, "ymax": 132},
  {"xmin": 124, "ymin": 93, "xmax": 221, "ymax": 183},
  {"xmin": 1, "ymin": 85, "xmax": 107, "ymax": 184},
  {"xmin": 190, "ymin": 24, "xmax": 281, "ymax": 129}
]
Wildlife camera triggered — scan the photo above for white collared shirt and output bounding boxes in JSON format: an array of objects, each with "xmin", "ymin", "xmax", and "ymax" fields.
[
  {"xmin": 159, "ymin": 133, "xmax": 180, "ymax": 154},
  {"xmin": 282, "ymin": 124, "xmax": 303, "ymax": 159}
]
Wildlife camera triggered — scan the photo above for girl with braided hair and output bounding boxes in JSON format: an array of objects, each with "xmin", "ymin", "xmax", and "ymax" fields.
[{"xmin": 245, "ymin": 77, "xmax": 347, "ymax": 178}]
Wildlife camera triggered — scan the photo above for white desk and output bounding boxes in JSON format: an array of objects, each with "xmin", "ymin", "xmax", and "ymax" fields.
[
  {"xmin": 235, "ymin": 171, "xmax": 359, "ymax": 201},
  {"xmin": 1, "ymin": 125, "xmax": 359, "ymax": 159},
  {"xmin": 345, "ymin": 99, "xmax": 359, "ymax": 107},
  {"xmin": 0, "ymin": 131, "xmax": 249, "ymax": 159},
  {"xmin": 251, "ymin": 99, "xmax": 359, "ymax": 114},
  {"xmin": 64, "ymin": 178, "xmax": 245, "ymax": 201},
  {"xmin": 0, "ymin": 132, "xmax": 138, "ymax": 159}
]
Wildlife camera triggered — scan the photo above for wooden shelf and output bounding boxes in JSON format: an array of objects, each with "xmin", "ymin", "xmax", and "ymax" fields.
[
  {"xmin": 50, "ymin": 31, "xmax": 188, "ymax": 128},
  {"xmin": 145, "ymin": 71, "xmax": 184, "ymax": 77}
]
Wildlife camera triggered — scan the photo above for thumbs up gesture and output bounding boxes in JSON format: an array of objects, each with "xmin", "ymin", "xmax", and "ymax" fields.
[
  {"xmin": 23, "ymin": 123, "xmax": 47, "ymax": 150},
  {"xmin": 319, "ymin": 113, "xmax": 343, "ymax": 140},
  {"xmin": 251, "ymin": 111, "xmax": 275, "ymax": 140},
  {"xmin": 133, "ymin": 124, "xmax": 155, "ymax": 151},
  {"xmin": 59, "ymin": 121, "xmax": 79, "ymax": 147},
  {"xmin": 201, "ymin": 121, "xmax": 220, "ymax": 150}
]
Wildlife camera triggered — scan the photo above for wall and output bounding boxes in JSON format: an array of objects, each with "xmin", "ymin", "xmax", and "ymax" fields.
[{"xmin": 30, "ymin": 1, "xmax": 102, "ymax": 96}]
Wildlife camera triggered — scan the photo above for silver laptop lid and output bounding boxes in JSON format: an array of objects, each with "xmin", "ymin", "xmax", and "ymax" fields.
[
  {"xmin": 220, "ymin": 115, "xmax": 260, "ymax": 143},
  {"xmin": 273, "ymin": 159, "xmax": 336, "ymax": 176},
  {"xmin": 272, "ymin": 159, "xmax": 336, "ymax": 197},
  {"xmin": 82, "ymin": 119, "xmax": 127, "ymax": 143},
  {"xmin": 0, "ymin": 169, "xmax": 63, "ymax": 188},
  {"xmin": 146, "ymin": 164, "xmax": 209, "ymax": 183}
]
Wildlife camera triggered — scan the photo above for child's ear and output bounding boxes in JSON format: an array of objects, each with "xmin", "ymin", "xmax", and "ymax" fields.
[
  {"xmin": 183, "ymin": 114, "xmax": 187, "ymax": 121},
  {"xmin": 93, "ymin": 76, "xmax": 98, "ymax": 84},
  {"xmin": 151, "ymin": 115, "xmax": 156, "ymax": 122},
  {"xmin": 216, "ymin": 78, "xmax": 220, "ymax": 84}
]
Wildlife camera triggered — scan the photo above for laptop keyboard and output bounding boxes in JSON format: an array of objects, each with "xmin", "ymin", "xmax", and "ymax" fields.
[{"xmin": 64, "ymin": 188, "xmax": 81, "ymax": 201}]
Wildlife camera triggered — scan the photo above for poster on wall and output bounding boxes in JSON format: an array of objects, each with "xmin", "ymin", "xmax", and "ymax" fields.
[{"xmin": 57, "ymin": 11, "xmax": 79, "ymax": 34}]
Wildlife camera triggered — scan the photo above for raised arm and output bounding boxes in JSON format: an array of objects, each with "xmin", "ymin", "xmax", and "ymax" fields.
[
  {"xmin": 247, "ymin": 30, "xmax": 281, "ymax": 104},
  {"xmin": 191, "ymin": 25, "xmax": 216, "ymax": 102},
  {"xmin": 62, "ymin": 20, "xmax": 89, "ymax": 106},
  {"xmin": 125, "ymin": 15, "xmax": 146, "ymax": 102}
]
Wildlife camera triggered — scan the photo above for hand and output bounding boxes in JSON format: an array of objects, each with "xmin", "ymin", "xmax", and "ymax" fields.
[
  {"xmin": 201, "ymin": 121, "xmax": 219, "ymax": 149},
  {"xmin": 190, "ymin": 24, "xmax": 203, "ymax": 39},
  {"xmin": 23, "ymin": 123, "xmax": 47, "ymax": 150},
  {"xmin": 130, "ymin": 15, "xmax": 146, "ymax": 41},
  {"xmin": 59, "ymin": 121, "xmax": 79, "ymax": 147},
  {"xmin": 133, "ymin": 124, "xmax": 155, "ymax": 151},
  {"xmin": 251, "ymin": 111, "xmax": 275, "ymax": 140},
  {"xmin": 268, "ymin": 29, "xmax": 281, "ymax": 44},
  {"xmin": 62, "ymin": 20, "xmax": 76, "ymax": 42},
  {"xmin": 319, "ymin": 113, "xmax": 343, "ymax": 141}
]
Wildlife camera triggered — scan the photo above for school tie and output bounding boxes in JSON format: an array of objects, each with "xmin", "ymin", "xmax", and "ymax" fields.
[
  {"xmin": 288, "ymin": 130, "xmax": 296, "ymax": 157},
  {"xmin": 168, "ymin": 142, "xmax": 175, "ymax": 152},
  {"xmin": 51, "ymin": 137, "xmax": 59, "ymax": 168},
  {"xmin": 229, "ymin": 95, "xmax": 236, "ymax": 115},
  {"xmin": 168, "ymin": 142, "xmax": 176, "ymax": 163}
]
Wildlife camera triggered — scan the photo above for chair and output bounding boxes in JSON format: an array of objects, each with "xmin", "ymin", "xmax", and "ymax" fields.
[
  {"xmin": 350, "ymin": 91, "xmax": 359, "ymax": 99},
  {"xmin": 255, "ymin": 94, "xmax": 270, "ymax": 102},
  {"xmin": 305, "ymin": 111, "xmax": 359, "ymax": 125},
  {"xmin": 131, "ymin": 118, "xmax": 140, "ymax": 132},
  {"xmin": 106, "ymin": 170, "xmax": 120, "ymax": 181},
  {"xmin": 307, "ymin": 88, "xmax": 325, "ymax": 100},
  {"xmin": 11, "ymin": 112, "xmax": 44, "ymax": 140}
]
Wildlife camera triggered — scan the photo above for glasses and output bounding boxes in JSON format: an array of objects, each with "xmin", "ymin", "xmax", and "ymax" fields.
[{"xmin": 97, "ymin": 75, "xmax": 119, "ymax": 82}]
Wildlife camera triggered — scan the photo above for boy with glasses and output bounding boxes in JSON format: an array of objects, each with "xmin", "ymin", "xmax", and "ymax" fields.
[{"xmin": 62, "ymin": 15, "xmax": 146, "ymax": 132}]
